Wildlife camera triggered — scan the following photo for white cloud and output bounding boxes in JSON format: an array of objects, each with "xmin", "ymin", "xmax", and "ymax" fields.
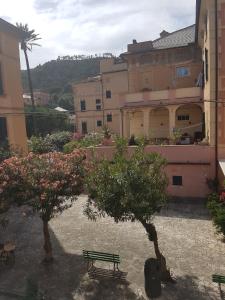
[{"xmin": 1, "ymin": 0, "xmax": 196, "ymax": 69}]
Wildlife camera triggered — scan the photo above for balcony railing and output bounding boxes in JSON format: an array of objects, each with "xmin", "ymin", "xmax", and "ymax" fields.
[{"xmin": 120, "ymin": 87, "xmax": 202, "ymax": 107}]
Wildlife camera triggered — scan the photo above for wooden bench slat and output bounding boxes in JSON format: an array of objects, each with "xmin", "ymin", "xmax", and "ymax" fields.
[
  {"xmin": 83, "ymin": 250, "xmax": 119, "ymax": 258},
  {"xmin": 83, "ymin": 254, "xmax": 120, "ymax": 263},
  {"xmin": 83, "ymin": 251, "xmax": 120, "ymax": 262},
  {"xmin": 83, "ymin": 253, "xmax": 120, "ymax": 260}
]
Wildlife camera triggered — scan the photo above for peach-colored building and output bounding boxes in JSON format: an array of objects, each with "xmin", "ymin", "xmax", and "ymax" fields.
[
  {"xmin": 74, "ymin": 26, "xmax": 203, "ymax": 143},
  {"xmin": 120, "ymin": 26, "xmax": 203, "ymax": 141},
  {"xmin": 0, "ymin": 19, "xmax": 27, "ymax": 153},
  {"xmin": 73, "ymin": 0, "xmax": 225, "ymax": 198}
]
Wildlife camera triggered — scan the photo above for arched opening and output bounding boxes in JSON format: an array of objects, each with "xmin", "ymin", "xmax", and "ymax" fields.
[
  {"xmin": 149, "ymin": 107, "xmax": 169, "ymax": 138},
  {"xmin": 175, "ymin": 104, "xmax": 203, "ymax": 141},
  {"xmin": 129, "ymin": 111, "xmax": 144, "ymax": 137}
]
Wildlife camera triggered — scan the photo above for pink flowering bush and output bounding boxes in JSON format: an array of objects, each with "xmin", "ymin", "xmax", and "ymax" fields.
[{"xmin": 0, "ymin": 149, "xmax": 87, "ymax": 261}]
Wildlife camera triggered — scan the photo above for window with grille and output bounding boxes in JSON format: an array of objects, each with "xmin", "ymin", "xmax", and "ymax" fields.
[
  {"xmin": 106, "ymin": 90, "xmax": 111, "ymax": 99},
  {"xmin": 205, "ymin": 48, "xmax": 208, "ymax": 82},
  {"xmin": 172, "ymin": 176, "xmax": 182, "ymax": 186},
  {"xmin": 177, "ymin": 115, "xmax": 189, "ymax": 121},
  {"xmin": 96, "ymin": 99, "xmax": 101, "ymax": 110},
  {"xmin": 0, "ymin": 64, "xmax": 3, "ymax": 95},
  {"xmin": 97, "ymin": 120, "xmax": 102, "ymax": 127},
  {"xmin": 0, "ymin": 117, "xmax": 7, "ymax": 144},
  {"xmin": 80, "ymin": 100, "xmax": 86, "ymax": 111},
  {"xmin": 107, "ymin": 114, "xmax": 112, "ymax": 122}
]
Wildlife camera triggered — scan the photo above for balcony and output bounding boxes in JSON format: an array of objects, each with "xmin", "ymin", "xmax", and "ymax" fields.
[{"xmin": 120, "ymin": 87, "xmax": 202, "ymax": 108}]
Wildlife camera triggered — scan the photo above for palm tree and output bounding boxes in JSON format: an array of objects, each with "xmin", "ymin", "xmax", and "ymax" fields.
[{"xmin": 16, "ymin": 23, "xmax": 41, "ymax": 134}]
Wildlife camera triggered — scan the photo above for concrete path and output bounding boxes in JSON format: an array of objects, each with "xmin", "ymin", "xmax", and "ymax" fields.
[{"xmin": 0, "ymin": 196, "xmax": 224, "ymax": 299}]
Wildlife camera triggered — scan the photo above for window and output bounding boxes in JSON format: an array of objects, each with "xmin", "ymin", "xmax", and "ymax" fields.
[
  {"xmin": 97, "ymin": 120, "xmax": 102, "ymax": 127},
  {"xmin": 176, "ymin": 67, "xmax": 189, "ymax": 78},
  {"xmin": 106, "ymin": 90, "xmax": 111, "ymax": 99},
  {"xmin": 81, "ymin": 121, "xmax": 87, "ymax": 134},
  {"xmin": 205, "ymin": 48, "xmax": 208, "ymax": 82},
  {"xmin": 107, "ymin": 114, "xmax": 112, "ymax": 122},
  {"xmin": 0, "ymin": 117, "xmax": 7, "ymax": 144},
  {"xmin": 0, "ymin": 64, "xmax": 4, "ymax": 95},
  {"xmin": 177, "ymin": 115, "xmax": 189, "ymax": 121},
  {"xmin": 96, "ymin": 99, "xmax": 101, "ymax": 110},
  {"xmin": 80, "ymin": 100, "xmax": 86, "ymax": 111},
  {"xmin": 172, "ymin": 176, "xmax": 182, "ymax": 186}
]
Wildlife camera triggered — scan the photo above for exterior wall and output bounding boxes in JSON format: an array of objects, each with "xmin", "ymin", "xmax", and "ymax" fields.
[
  {"xmin": 73, "ymin": 58, "xmax": 128, "ymax": 135},
  {"xmin": 217, "ymin": 0, "xmax": 225, "ymax": 157},
  {"xmin": 198, "ymin": 0, "xmax": 217, "ymax": 146},
  {"xmin": 0, "ymin": 28, "xmax": 27, "ymax": 153},
  {"xmin": 86, "ymin": 145, "xmax": 215, "ymax": 198},
  {"xmin": 125, "ymin": 45, "xmax": 202, "ymax": 93},
  {"xmin": 102, "ymin": 69, "xmax": 128, "ymax": 134},
  {"xmin": 73, "ymin": 79, "xmax": 103, "ymax": 134}
]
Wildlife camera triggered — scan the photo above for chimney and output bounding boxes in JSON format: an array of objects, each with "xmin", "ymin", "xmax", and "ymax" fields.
[
  {"xmin": 160, "ymin": 30, "xmax": 169, "ymax": 38},
  {"xmin": 132, "ymin": 39, "xmax": 137, "ymax": 44}
]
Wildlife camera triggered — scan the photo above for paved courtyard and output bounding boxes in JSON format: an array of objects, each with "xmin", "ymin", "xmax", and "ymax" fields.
[{"xmin": 0, "ymin": 196, "xmax": 225, "ymax": 299}]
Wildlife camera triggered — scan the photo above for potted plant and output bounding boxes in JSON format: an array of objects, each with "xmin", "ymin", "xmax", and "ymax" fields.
[{"xmin": 101, "ymin": 126, "xmax": 113, "ymax": 146}]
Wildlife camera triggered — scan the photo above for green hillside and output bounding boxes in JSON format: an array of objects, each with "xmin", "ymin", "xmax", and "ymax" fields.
[{"xmin": 21, "ymin": 57, "xmax": 102, "ymax": 94}]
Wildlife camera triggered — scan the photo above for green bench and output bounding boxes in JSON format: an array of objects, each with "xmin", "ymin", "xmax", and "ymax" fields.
[{"xmin": 83, "ymin": 250, "xmax": 120, "ymax": 272}]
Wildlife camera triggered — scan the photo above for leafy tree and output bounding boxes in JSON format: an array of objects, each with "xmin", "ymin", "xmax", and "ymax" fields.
[
  {"xmin": 0, "ymin": 151, "xmax": 87, "ymax": 262},
  {"xmin": 85, "ymin": 141, "xmax": 173, "ymax": 281},
  {"xmin": 25, "ymin": 106, "xmax": 71, "ymax": 137}
]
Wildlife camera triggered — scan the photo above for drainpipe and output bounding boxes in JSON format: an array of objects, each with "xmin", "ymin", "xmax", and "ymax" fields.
[
  {"xmin": 100, "ymin": 77, "xmax": 105, "ymax": 126},
  {"xmin": 121, "ymin": 109, "xmax": 124, "ymax": 137},
  {"xmin": 215, "ymin": 0, "xmax": 219, "ymax": 188}
]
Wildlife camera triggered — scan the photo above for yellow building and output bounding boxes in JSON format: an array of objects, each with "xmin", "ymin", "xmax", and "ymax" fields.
[
  {"xmin": 0, "ymin": 18, "xmax": 27, "ymax": 153},
  {"xmin": 73, "ymin": 58, "xmax": 128, "ymax": 135},
  {"xmin": 196, "ymin": 0, "xmax": 225, "ymax": 184}
]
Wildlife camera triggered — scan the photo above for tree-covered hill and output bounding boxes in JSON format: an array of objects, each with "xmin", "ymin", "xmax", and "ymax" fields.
[{"xmin": 21, "ymin": 57, "xmax": 102, "ymax": 94}]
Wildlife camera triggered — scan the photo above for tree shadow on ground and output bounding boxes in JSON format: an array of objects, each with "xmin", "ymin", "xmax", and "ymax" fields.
[
  {"xmin": 0, "ymin": 206, "xmax": 87, "ymax": 300},
  {"xmin": 158, "ymin": 200, "xmax": 211, "ymax": 220},
  {"xmin": 160, "ymin": 274, "xmax": 221, "ymax": 300},
  {"xmin": 0, "ymin": 206, "xmax": 142, "ymax": 300},
  {"xmin": 75, "ymin": 276, "xmax": 144, "ymax": 300}
]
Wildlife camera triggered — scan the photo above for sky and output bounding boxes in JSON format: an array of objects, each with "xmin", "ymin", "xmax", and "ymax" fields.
[{"xmin": 1, "ymin": 0, "xmax": 196, "ymax": 69}]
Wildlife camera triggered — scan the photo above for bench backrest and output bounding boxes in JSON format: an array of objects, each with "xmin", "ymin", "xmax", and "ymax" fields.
[
  {"xmin": 212, "ymin": 274, "xmax": 225, "ymax": 284},
  {"xmin": 83, "ymin": 250, "xmax": 120, "ymax": 263}
]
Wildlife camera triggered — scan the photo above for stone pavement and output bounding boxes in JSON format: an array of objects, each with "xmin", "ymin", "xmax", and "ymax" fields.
[{"xmin": 0, "ymin": 195, "xmax": 224, "ymax": 299}]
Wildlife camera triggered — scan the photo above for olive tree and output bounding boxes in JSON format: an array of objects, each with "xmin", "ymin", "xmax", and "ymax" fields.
[{"xmin": 85, "ymin": 140, "xmax": 173, "ymax": 281}]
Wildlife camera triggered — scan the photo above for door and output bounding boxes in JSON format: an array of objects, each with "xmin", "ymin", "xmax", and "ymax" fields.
[{"xmin": 81, "ymin": 121, "xmax": 87, "ymax": 135}]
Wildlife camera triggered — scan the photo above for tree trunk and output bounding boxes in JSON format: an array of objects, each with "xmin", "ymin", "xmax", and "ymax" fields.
[
  {"xmin": 24, "ymin": 49, "xmax": 37, "ymax": 135},
  {"xmin": 42, "ymin": 220, "xmax": 53, "ymax": 263},
  {"xmin": 139, "ymin": 219, "xmax": 174, "ymax": 282}
]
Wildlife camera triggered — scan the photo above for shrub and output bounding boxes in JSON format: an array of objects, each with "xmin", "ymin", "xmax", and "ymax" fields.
[
  {"xmin": 63, "ymin": 140, "xmax": 80, "ymax": 153},
  {"xmin": 0, "ymin": 142, "xmax": 11, "ymax": 162},
  {"xmin": 46, "ymin": 131, "xmax": 72, "ymax": 151},
  {"xmin": 28, "ymin": 136, "xmax": 53, "ymax": 154},
  {"xmin": 207, "ymin": 192, "xmax": 225, "ymax": 236}
]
